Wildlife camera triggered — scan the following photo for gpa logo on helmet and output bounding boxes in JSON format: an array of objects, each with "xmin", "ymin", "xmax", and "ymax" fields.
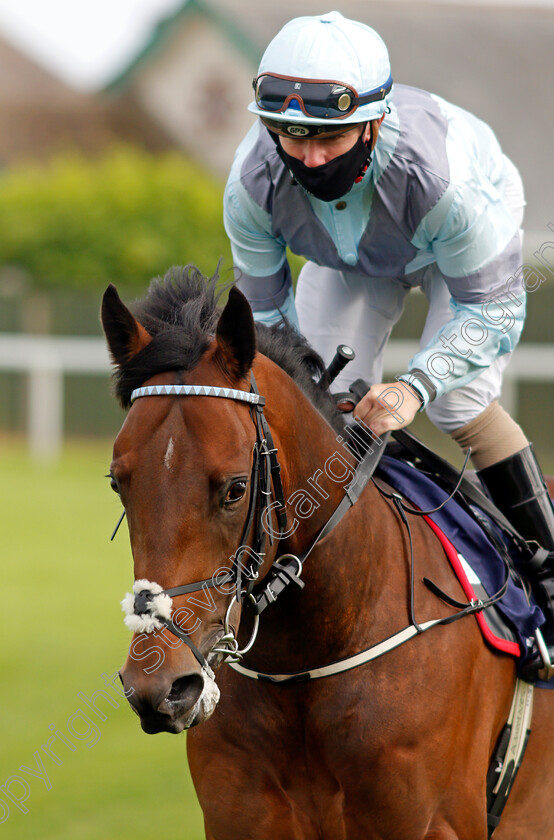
[{"xmin": 287, "ymin": 125, "xmax": 310, "ymax": 136}]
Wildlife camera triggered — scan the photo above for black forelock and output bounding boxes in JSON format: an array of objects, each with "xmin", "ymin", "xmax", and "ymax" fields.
[
  {"xmin": 111, "ymin": 265, "xmax": 220, "ymax": 407},
  {"xmin": 110, "ymin": 264, "xmax": 343, "ymax": 432}
]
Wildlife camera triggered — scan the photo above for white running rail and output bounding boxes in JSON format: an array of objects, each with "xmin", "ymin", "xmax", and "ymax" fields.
[{"xmin": 1, "ymin": 334, "xmax": 553, "ymax": 459}]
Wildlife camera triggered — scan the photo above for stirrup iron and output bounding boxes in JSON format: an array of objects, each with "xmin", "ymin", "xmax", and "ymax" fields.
[{"xmin": 535, "ymin": 628, "xmax": 554, "ymax": 681}]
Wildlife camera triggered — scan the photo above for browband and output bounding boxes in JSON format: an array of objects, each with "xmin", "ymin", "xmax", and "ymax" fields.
[{"xmin": 130, "ymin": 384, "xmax": 265, "ymax": 405}]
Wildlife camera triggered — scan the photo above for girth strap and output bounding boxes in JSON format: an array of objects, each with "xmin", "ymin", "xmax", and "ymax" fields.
[{"xmin": 486, "ymin": 679, "xmax": 534, "ymax": 837}]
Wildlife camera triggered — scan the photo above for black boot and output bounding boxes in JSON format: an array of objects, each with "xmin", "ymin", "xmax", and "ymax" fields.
[{"xmin": 478, "ymin": 444, "xmax": 554, "ymax": 681}]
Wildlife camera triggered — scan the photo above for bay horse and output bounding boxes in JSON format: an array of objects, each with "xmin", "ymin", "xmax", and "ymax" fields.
[{"xmin": 102, "ymin": 267, "xmax": 554, "ymax": 840}]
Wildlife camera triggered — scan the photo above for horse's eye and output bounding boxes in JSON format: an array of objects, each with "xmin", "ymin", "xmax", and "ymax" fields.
[
  {"xmin": 109, "ymin": 476, "xmax": 119, "ymax": 494},
  {"xmin": 225, "ymin": 480, "xmax": 247, "ymax": 506}
]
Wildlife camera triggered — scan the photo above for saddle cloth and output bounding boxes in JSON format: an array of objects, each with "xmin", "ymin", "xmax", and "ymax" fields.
[{"xmin": 375, "ymin": 455, "xmax": 553, "ymax": 688}]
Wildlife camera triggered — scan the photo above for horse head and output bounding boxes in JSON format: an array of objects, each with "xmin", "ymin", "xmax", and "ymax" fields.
[{"xmin": 102, "ymin": 270, "xmax": 287, "ymax": 734}]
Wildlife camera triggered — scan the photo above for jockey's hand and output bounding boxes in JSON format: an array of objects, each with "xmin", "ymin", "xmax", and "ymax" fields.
[{"xmin": 354, "ymin": 381, "xmax": 422, "ymax": 436}]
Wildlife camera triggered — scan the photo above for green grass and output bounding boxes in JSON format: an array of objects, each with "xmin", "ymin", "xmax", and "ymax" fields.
[{"xmin": 0, "ymin": 437, "xmax": 205, "ymax": 839}]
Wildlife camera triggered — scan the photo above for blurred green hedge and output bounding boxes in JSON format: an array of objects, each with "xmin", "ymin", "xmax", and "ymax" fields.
[{"xmin": 0, "ymin": 147, "xmax": 232, "ymax": 291}]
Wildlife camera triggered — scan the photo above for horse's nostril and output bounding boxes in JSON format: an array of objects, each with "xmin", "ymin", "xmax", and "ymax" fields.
[{"xmin": 166, "ymin": 673, "xmax": 204, "ymax": 708}]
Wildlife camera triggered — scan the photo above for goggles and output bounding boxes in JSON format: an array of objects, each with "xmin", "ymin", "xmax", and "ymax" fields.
[{"xmin": 253, "ymin": 73, "xmax": 393, "ymax": 120}]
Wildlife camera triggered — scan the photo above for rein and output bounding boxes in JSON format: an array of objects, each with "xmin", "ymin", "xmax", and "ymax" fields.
[
  {"xmin": 121, "ymin": 373, "xmax": 384, "ymax": 674},
  {"xmin": 230, "ymin": 479, "xmax": 512, "ymax": 685},
  {"xmin": 121, "ymin": 374, "xmax": 508, "ymax": 684}
]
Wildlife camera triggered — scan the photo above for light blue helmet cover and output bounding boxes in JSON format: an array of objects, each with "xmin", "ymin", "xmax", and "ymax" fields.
[{"xmin": 248, "ymin": 11, "xmax": 393, "ymax": 126}]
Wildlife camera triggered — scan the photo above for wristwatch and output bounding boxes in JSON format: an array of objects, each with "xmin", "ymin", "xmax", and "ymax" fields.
[{"xmin": 397, "ymin": 369, "xmax": 437, "ymax": 411}]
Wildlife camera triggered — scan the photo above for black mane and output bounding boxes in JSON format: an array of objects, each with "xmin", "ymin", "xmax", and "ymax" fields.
[{"xmin": 111, "ymin": 265, "xmax": 343, "ymax": 431}]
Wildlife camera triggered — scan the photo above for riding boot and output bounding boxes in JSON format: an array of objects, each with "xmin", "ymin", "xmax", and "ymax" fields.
[{"xmin": 477, "ymin": 444, "xmax": 554, "ymax": 681}]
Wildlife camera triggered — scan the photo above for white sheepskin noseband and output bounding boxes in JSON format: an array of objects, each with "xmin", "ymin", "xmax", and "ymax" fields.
[{"xmin": 121, "ymin": 579, "xmax": 173, "ymax": 634}]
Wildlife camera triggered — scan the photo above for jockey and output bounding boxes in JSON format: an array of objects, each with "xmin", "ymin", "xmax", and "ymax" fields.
[{"xmin": 223, "ymin": 11, "xmax": 554, "ymax": 678}]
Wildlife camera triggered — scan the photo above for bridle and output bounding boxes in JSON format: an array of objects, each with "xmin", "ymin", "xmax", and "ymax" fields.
[
  {"xmin": 122, "ymin": 374, "xmax": 289, "ymax": 676},
  {"xmin": 121, "ymin": 371, "xmax": 384, "ymax": 676},
  {"xmin": 121, "ymin": 372, "xmax": 506, "ymax": 686}
]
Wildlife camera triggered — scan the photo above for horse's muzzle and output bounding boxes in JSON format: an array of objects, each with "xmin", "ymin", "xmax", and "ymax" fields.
[{"xmin": 119, "ymin": 667, "xmax": 220, "ymax": 734}]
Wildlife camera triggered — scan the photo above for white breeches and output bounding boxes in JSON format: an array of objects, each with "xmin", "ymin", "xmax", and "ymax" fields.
[{"xmin": 295, "ymin": 163, "xmax": 525, "ymax": 434}]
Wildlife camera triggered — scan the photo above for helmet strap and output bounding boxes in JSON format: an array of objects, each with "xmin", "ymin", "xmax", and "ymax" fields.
[{"xmin": 354, "ymin": 122, "xmax": 373, "ymax": 184}]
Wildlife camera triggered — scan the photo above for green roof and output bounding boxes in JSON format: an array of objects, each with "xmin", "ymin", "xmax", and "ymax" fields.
[{"xmin": 105, "ymin": 0, "xmax": 261, "ymax": 92}]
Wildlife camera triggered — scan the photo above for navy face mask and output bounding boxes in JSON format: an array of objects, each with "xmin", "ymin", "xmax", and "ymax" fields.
[{"xmin": 273, "ymin": 124, "xmax": 373, "ymax": 202}]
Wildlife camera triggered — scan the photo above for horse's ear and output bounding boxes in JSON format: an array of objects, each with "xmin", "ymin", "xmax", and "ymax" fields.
[
  {"xmin": 101, "ymin": 284, "xmax": 152, "ymax": 367},
  {"xmin": 215, "ymin": 287, "xmax": 256, "ymax": 381}
]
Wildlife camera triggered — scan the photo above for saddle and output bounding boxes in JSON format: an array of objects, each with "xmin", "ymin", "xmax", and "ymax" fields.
[
  {"xmin": 337, "ymin": 378, "xmax": 532, "ymax": 565},
  {"xmin": 334, "ymin": 378, "xmax": 553, "ymax": 685}
]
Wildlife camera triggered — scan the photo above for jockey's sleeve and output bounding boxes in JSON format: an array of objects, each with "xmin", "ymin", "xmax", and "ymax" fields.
[
  {"xmin": 224, "ymin": 171, "xmax": 299, "ymax": 327},
  {"xmin": 236, "ymin": 267, "xmax": 299, "ymax": 328},
  {"xmin": 398, "ymin": 293, "xmax": 525, "ymax": 406},
  {"xmin": 399, "ymin": 188, "xmax": 526, "ymax": 405}
]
